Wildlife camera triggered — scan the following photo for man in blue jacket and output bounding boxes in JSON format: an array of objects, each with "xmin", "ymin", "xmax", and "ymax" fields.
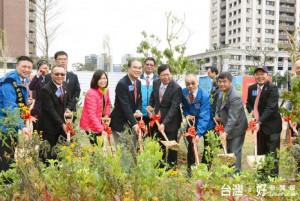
[
  {"xmin": 182, "ymin": 74, "xmax": 215, "ymax": 172},
  {"xmin": 0, "ymin": 56, "xmax": 33, "ymax": 172},
  {"xmin": 139, "ymin": 57, "xmax": 159, "ymax": 131}
]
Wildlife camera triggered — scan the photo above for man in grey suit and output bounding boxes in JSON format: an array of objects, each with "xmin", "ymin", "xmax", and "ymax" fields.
[{"xmin": 215, "ymin": 72, "xmax": 248, "ymax": 173}]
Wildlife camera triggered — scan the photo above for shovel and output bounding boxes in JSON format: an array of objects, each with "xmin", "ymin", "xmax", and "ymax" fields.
[
  {"xmin": 146, "ymin": 108, "xmax": 180, "ymax": 151},
  {"xmin": 247, "ymin": 130, "xmax": 265, "ymax": 168},
  {"xmin": 64, "ymin": 113, "xmax": 73, "ymax": 142},
  {"xmin": 186, "ymin": 116, "xmax": 199, "ymax": 164},
  {"xmin": 135, "ymin": 114, "xmax": 145, "ymax": 153},
  {"xmin": 214, "ymin": 118, "xmax": 236, "ymax": 165},
  {"xmin": 101, "ymin": 117, "xmax": 115, "ymax": 156}
]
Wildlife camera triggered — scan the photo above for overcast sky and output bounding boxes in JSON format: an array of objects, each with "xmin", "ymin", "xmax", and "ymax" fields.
[{"xmin": 48, "ymin": 0, "xmax": 210, "ymax": 67}]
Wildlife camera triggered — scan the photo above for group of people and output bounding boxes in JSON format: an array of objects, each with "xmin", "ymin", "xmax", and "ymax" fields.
[{"xmin": 0, "ymin": 51, "xmax": 291, "ymax": 178}]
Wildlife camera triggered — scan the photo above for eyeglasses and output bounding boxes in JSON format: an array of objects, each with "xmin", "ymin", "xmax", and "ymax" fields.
[
  {"xmin": 145, "ymin": 63, "xmax": 154, "ymax": 67},
  {"xmin": 56, "ymin": 58, "xmax": 68, "ymax": 61},
  {"xmin": 37, "ymin": 60, "xmax": 48, "ymax": 67},
  {"xmin": 54, "ymin": 73, "xmax": 66, "ymax": 77},
  {"xmin": 160, "ymin": 73, "xmax": 171, "ymax": 77},
  {"xmin": 186, "ymin": 82, "xmax": 197, "ymax": 86}
]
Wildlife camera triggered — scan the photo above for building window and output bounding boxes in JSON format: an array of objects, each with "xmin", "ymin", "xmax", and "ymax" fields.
[
  {"xmin": 231, "ymin": 55, "xmax": 242, "ymax": 60},
  {"xmin": 246, "ymin": 27, "xmax": 250, "ymax": 32},
  {"xmin": 247, "ymin": 0, "xmax": 251, "ymax": 3},
  {"xmin": 247, "ymin": 8, "xmax": 251, "ymax": 13},
  {"xmin": 266, "ymin": 1, "xmax": 275, "ymax": 6},
  {"xmin": 265, "ymin": 38, "xmax": 274, "ymax": 43},
  {"xmin": 265, "ymin": 19, "xmax": 275, "ymax": 25},
  {"xmin": 257, "ymin": 28, "xmax": 261, "ymax": 33},
  {"xmin": 257, "ymin": 9, "xmax": 261, "ymax": 14},
  {"xmin": 266, "ymin": 10, "xmax": 275, "ymax": 16},
  {"xmin": 256, "ymin": 37, "xmax": 261, "ymax": 42},
  {"xmin": 257, "ymin": 19, "xmax": 261, "ymax": 24},
  {"xmin": 246, "ymin": 18, "xmax": 251, "ymax": 23},
  {"xmin": 257, "ymin": 0, "xmax": 261, "ymax": 5},
  {"xmin": 246, "ymin": 37, "xmax": 251, "ymax": 42},
  {"xmin": 229, "ymin": 30, "xmax": 232, "ymax": 35},
  {"xmin": 238, "ymin": 19, "xmax": 241, "ymax": 23},
  {"xmin": 265, "ymin": 29, "xmax": 274, "ymax": 34}
]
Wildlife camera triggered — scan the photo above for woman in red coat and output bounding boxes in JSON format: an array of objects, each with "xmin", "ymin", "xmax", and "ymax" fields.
[{"xmin": 80, "ymin": 70, "xmax": 110, "ymax": 144}]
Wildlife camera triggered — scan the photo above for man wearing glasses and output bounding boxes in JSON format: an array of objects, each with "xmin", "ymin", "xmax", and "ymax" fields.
[
  {"xmin": 146, "ymin": 64, "xmax": 182, "ymax": 168},
  {"xmin": 182, "ymin": 74, "xmax": 215, "ymax": 175},
  {"xmin": 39, "ymin": 66, "xmax": 72, "ymax": 162},
  {"xmin": 139, "ymin": 57, "xmax": 159, "ymax": 131},
  {"xmin": 45, "ymin": 51, "xmax": 81, "ymax": 113}
]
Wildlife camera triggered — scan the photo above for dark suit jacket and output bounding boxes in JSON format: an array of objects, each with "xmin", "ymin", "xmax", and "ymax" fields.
[
  {"xmin": 215, "ymin": 86, "xmax": 248, "ymax": 139},
  {"xmin": 29, "ymin": 75, "xmax": 45, "ymax": 116},
  {"xmin": 246, "ymin": 81, "xmax": 282, "ymax": 135},
  {"xmin": 45, "ymin": 71, "xmax": 80, "ymax": 111},
  {"xmin": 149, "ymin": 79, "xmax": 182, "ymax": 133},
  {"xmin": 211, "ymin": 76, "xmax": 219, "ymax": 114},
  {"xmin": 39, "ymin": 81, "xmax": 70, "ymax": 144},
  {"xmin": 110, "ymin": 75, "xmax": 142, "ymax": 132}
]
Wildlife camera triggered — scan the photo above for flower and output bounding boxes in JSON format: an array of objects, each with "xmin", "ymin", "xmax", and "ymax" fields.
[
  {"xmin": 66, "ymin": 155, "xmax": 71, "ymax": 160},
  {"xmin": 73, "ymin": 156, "xmax": 78, "ymax": 161},
  {"xmin": 70, "ymin": 143, "xmax": 75, "ymax": 148},
  {"xmin": 67, "ymin": 150, "xmax": 73, "ymax": 155},
  {"xmin": 84, "ymin": 179, "xmax": 90, "ymax": 183},
  {"xmin": 153, "ymin": 197, "xmax": 159, "ymax": 201},
  {"xmin": 169, "ymin": 169, "xmax": 178, "ymax": 176},
  {"xmin": 61, "ymin": 146, "xmax": 67, "ymax": 151},
  {"xmin": 124, "ymin": 192, "xmax": 129, "ymax": 196}
]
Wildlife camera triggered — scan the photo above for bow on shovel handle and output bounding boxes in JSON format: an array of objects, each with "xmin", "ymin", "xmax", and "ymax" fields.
[
  {"xmin": 64, "ymin": 113, "xmax": 73, "ymax": 142},
  {"xmin": 186, "ymin": 116, "xmax": 199, "ymax": 164},
  {"xmin": 146, "ymin": 108, "xmax": 169, "ymax": 142}
]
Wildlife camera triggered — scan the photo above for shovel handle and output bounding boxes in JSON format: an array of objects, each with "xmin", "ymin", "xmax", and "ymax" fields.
[
  {"xmin": 186, "ymin": 116, "xmax": 195, "ymax": 127},
  {"xmin": 253, "ymin": 130, "xmax": 258, "ymax": 158},
  {"xmin": 193, "ymin": 138, "xmax": 200, "ymax": 164},
  {"xmin": 146, "ymin": 108, "xmax": 170, "ymax": 141}
]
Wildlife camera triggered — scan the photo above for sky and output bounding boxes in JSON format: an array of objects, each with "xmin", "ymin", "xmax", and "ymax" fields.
[{"xmin": 48, "ymin": 0, "xmax": 210, "ymax": 68}]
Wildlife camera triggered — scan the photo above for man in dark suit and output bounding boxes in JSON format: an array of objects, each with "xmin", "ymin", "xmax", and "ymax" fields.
[
  {"xmin": 215, "ymin": 72, "xmax": 248, "ymax": 174},
  {"xmin": 246, "ymin": 65, "xmax": 282, "ymax": 176},
  {"xmin": 147, "ymin": 64, "xmax": 182, "ymax": 168},
  {"xmin": 39, "ymin": 66, "xmax": 72, "ymax": 161},
  {"xmin": 45, "ymin": 51, "xmax": 80, "ymax": 112},
  {"xmin": 110, "ymin": 60, "xmax": 143, "ymax": 145}
]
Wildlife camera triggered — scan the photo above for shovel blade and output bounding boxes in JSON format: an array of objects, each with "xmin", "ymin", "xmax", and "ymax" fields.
[
  {"xmin": 247, "ymin": 155, "xmax": 265, "ymax": 168},
  {"xmin": 161, "ymin": 140, "xmax": 180, "ymax": 151},
  {"xmin": 217, "ymin": 153, "xmax": 236, "ymax": 166}
]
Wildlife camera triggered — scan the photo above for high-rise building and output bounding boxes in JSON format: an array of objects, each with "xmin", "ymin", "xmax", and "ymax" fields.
[
  {"xmin": 121, "ymin": 54, "xmax": 134, "ymax": 66},
  {"xmin": 190, "ymin": 0, "xmax": 299, "ymax": 75},
  {"xmin": 0, "ymin": 0, "xmax": 37, "ymax": 65}
]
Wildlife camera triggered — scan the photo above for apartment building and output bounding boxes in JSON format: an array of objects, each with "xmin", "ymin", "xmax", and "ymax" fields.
[
  {"xmin": 0, "ymin": 0, "xmax": 36, "ymax": 67},
  {"xmin": 191, "ymin": 0, "xmax": 299, "ymax": 75}
]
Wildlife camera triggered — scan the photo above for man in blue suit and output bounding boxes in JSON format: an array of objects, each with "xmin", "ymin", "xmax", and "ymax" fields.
[
  {"xmin": 182, "ymin": 74, "xmax": 215, "ymax": 172},
  {"xmin": 110, "ymin": 60, "xmax": 143, "ymax": 145}
]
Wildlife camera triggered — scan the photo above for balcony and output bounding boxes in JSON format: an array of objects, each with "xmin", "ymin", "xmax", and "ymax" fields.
[
  {"xmin": 29, "ymin": 23, "xmax": 36, "ymax": 33},
  {"xmin": 279, "ymin": 16, "xmax": 295, "ymax": 22},
  {"xmin": 280, "ymin": 0, "xmax": 296, "ymax": 4},
  {"xmin": 220, "ymin": 36, "xmax": 225, "ymax": 42},
  {"xmin": 279, "ymin": 6, "xmax": 295, "ymax": 13},
  {"xmin": 279, "ymin": 25, "xmax": 294, "ymax": 31},
  {"xmin": 220, "ymin": 27, "xmax": 226, "ymax": 33},
  {"xmin": 221, "ymin": 1, "xmax": 226, "ymax": 8},
  {"xmin": 29, "ymin": 12, "xmax": 36, "ymax": 22},
  {"xmin": 221, "ymin": 19, "xmax": 226, "ymax": 25},
  {"xmin": 221, "ymin": 10, "xmax": 226, "ymax": 17},
  {"xmin": 278, "ymin": 62, "xmax": 283, "ymax": 67},
  {"xmin": 29, "ymin": 2, "xmax": 36, "ymax": 12}
]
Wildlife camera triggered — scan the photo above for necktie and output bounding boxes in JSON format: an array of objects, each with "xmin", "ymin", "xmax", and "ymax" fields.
[
  {"xmin": 146, "ymin": 76, "xmax": 150, "ymax": 89},
  {"xmin": 189, "ymin": 93, "xmax": 195, "ymax": 103},
  {"xmin": 159, "ymin": 86, "xmax": 166, "ymax": 102},
  {"xmin": 22, "ymin": 80, "xmax": 25, "ymax": 86},
  {"xmin": 253, "ymin": 87, "xmax": 262, "ymax": 121},
  {"xmin": 60, "ymin": 86, "xmax": 64, "ymax": 102},
  {"xmin": 134, "ymin": 82, "xmax": 137, "ymax": 103}
]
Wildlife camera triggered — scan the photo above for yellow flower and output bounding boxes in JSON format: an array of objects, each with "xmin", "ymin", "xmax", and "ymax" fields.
[
  {"xmin": 178, "ymin": 177, "xmax": 186, "ymax": 182},
  {"xmin": 68, "ymin": 150, "xmax": 73, "ymax": 155},
  {"xmin": 18, "ymin": 103, "xmax": 25, "ymax": 107},
  {"xmin": 169, "ymin": 169, "xmax": 178, "ymax": 176},
  {"xmin": 124, "ymin": 192, "xmax": 129, "ymax": 196},
  {"xmin": 70, "ymin": 143, "xmax": 75, "ymax": 148},
  {"xmin": 139, "ymin": 199, "xmax": 144, "ymax": 201},
  {"xmin": 153, "ymin": 197, "xmax": 159, "ymax": 201},
  {"xmin": 66, "ymin": 155, "xmax": 71, "ymax": 160},
  {"xmin": 84, "ymin": 179, "xmax": 90, "ymax": 183},
  {"xmin": 26, "ymin": 158, "xmax": 32, "ymax": 163},
  {"xmin": 61, "ymin": 146, "xmax": 67, "ymax": 151},
  {"xmin": 81, "ymin": 157, "xmax": 87, "ymax": 161},
  {"xmin": 124, "ymin": 198, "xmax": 130, "ymax": 201},
  {"xmin": 192, "ymin": 190, "xmax": 196, "ymax": 193},
  {"xmin": 73, "ymin": 156, "xmax": 78, "ymax": 161}
]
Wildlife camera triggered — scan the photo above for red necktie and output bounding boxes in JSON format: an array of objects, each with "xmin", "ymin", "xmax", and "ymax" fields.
[
  {"xmin": 189, "ymin": 93, "xmax": 195, "ymax": 103},
  {"xmin": 22, "ymin": 80, "xmax": 25, "ymax": 85},
  {"xmin": 60, "ymin": 86, "xmax": 64, "ymax": 102},
  {"xmin": 253, "ymin": 87, "xmax": 262, "ymax": 121},
  {"xmin": 134, "ymin": 82, "xmax": 137, "ymax": 103},
  {"xmin": 146, "ymin": 76, "xmax": 150, "ymax": 89}
]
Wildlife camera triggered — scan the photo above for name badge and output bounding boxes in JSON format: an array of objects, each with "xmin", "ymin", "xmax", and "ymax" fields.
[
  {"xmin": 55, "ymin": 89, "xmax": 62, "ymax": 98},
  {"xmin": 195, "ymin": 103, "xmax": 201, "ymax": 109},
  {"xmin": 252, "ymin": 90, "xmax": 258, "ymax": 96},
  {"xmin": 218, "ymin": 92, "xmax": 222, "ymax": 99},
  {"xmin": 128, "ymin": 85, "xmax": 134, "ymax": 91}
]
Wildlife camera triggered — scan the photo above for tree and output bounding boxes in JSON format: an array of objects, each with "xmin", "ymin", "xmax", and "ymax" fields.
[
  {"xmin": 36, "ymin": 0, "xmax": 62, "ymax": 62},
  {"xmin": 0, "ymin": 29, "xmax": 11, "ymax": 75},
  {"xmin": 244, "ymin": 42, "xmax": 276, "ymax": 67},
  {"xmin": 102, "ymin": 35, "xmax": 112, "ymax": 73},
  {"xmin": 136, "ymin": 12, "xmax": 197, "ymax": 82}
]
